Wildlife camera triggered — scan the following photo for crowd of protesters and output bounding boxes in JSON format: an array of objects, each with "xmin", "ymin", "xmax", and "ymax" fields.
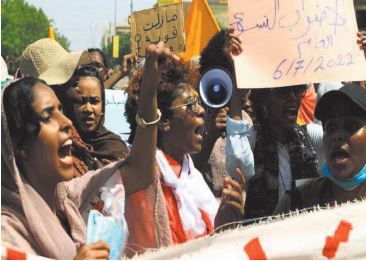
[{"xmin": 1, "ymin": 18, "xmax": 366, "ymax": 259}]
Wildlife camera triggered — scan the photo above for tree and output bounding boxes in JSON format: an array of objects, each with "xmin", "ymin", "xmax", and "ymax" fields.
[{"xmin": 1, "ymin": 0, "xmax": 70, "ymax": 73}]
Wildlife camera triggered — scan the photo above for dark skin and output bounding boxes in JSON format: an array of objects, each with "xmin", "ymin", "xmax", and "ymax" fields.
[
  {"xmin": 121, "ymin": 42, "xmax": 245, "ymax": 229},
  {"xmin": 158, "ymin": 85, "xmax": 205, "ymax": 163},
  {"xmin": 322, "ymin": 103, "xmax": 366, "ymax": 181},
  {"xmin": 72, "ymin": 77, "xmax": 103, "ymax": 134},
  {"xmin": 214, "ymin": 168, "xmax": 245, "ymax": 230},
  {"xmin": 263, "ymin": 85, "xmax": 306, "ymax": 143},
  {"xmin": 322, "ymin": 100, "xmax": 366, "ymax": 202},
  {"xmin": 98, "ymin": 53, "xmax": 137, "ymax": 89},
  {"xmin": 20, "ymin": 83, "xmax": 110, "ymax": 259},
  {"xmin": 119, "ymin": 43, "xmax": 174, "ymax": 195},
  {"xmin": 190, "ymin": 106, "xmax": 229, "ymax": 172},
  {"xmin": 89, "ymin": 51, "xmax": 109, "ymax": 81}
]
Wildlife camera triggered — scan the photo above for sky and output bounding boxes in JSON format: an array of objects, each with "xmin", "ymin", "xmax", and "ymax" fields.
[{"xmin": 26, "ymin": 0, "xmax": 157, "ymax": 51}]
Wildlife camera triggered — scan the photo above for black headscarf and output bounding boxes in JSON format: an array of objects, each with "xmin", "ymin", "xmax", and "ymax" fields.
[{"xmin": 54, "ymin": 66, "xmax": 129, "ymax": 163}]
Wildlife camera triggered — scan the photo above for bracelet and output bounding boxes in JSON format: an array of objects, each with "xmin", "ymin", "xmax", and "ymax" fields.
[{"xmin": 135, "ymin": 109, "xmax": 161, "ymax": 128}]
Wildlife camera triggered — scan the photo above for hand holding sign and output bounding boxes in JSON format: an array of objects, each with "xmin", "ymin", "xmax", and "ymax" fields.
[
  {"xmin": 223, "ymin": 27, "xmax": 243, "ymax": 62},
  {"xmin": 143, "ymin": 42, "xmax": 180, "ymax": 94},
  {"xmin": 357, "ymin": 31, "xmax": 366, "ymax": 57},
  {"xmin": 122, "ymin": 53, "xmax": 138, "ymax": 75},
  {"xmin": 130, "ymin": 4, "xmax": 185, "ymax": 57}
]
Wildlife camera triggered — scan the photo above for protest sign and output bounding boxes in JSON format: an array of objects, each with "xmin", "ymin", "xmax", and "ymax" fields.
[
  {"xmin": 104, "ymin": 90, "xmax": 130, "ymax": 142},
  {"xmin": 158, "ymin": 0, "xmax": 182, "ymax": 7},
  {"xmin": 130, "ymin": 4, "xmax": 185, "ymax": 57},
  {"xmin": 228, "ymin": 0, "xmax": 366, "ymax": 88}
]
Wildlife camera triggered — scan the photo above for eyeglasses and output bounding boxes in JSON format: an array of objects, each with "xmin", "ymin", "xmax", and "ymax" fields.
[
  {"xmin": 169, "ymin": 96, "xmax": 201, "ymax": 114},
  {"xmin": 270, "ymin": 85, "xmax": 307, "ymax": 100}
]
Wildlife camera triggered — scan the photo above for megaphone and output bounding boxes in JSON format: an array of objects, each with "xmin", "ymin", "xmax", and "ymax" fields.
[{"xmin": 199, "ymin": 67, "xmax": 233, "ymax": 109}]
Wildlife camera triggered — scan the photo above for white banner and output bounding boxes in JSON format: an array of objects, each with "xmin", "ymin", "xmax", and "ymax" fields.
[{"xmin": 138, "ymin": 200, "xmax": 366, "ymax": 259}]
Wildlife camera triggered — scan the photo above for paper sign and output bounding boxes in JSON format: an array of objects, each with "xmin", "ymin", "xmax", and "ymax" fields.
[
  {"xmin": 228, "ymin": 0, "xmax": 366, "ymax": 89},
  {"xmin": 130, "ymin": 4, "xmax": 185, "ymax": 57}
]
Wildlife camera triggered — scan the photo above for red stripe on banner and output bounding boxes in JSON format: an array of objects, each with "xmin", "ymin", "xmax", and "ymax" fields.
[
  {"xmin": 322, "ymin": 220, "xmax": 353, "ymax": 259},
  {"xmin": 7, "ymin": 248, "xmax": 27, "ymax": 260},
  {"xmin": 244, "ymin": 237, "xmax": 268, "ymax": 260}
]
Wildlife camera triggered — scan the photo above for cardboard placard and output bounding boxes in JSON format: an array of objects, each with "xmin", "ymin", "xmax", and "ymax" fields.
[
  {"xmin": 130, "ymin": 4, "xmax": 185, "ymax": 57},
  {"xmin": 228, "ymin": 0, "xmax": 366, "ymax": 88}
]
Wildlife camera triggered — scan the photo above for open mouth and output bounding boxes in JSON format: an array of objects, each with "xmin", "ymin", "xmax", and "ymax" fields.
[
  {"xmin": 194, "ymin": 124, "xmax": 204, "ymax": 136},
  {"xmin": 58, "ymin": 139, "xmax": 73, "ymax": 167},
  {"xmin": 285, "ymin": 107, "xmax": 297, "ymax": 117},
  {"xmin": 330, "ymin": 148, "xmax": 349, "ymax": 163},
  {"xmin": 83, "ymin": 117, "xmax": 95, "ymax": 125}
]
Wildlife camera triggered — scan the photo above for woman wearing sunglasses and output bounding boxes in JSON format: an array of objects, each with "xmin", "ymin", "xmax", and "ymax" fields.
[
  {"xmin": 224, "ymin": 28, "xmax": 324, "ymax": 219},
  {"xmin": 123, "ymin": 42, "xmax": 245, "ymax": 256}
]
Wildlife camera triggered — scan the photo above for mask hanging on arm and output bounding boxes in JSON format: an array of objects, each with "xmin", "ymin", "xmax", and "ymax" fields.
[{"xmin": 322, "ymin": 164, "xmax": 366, "ymax": 191}]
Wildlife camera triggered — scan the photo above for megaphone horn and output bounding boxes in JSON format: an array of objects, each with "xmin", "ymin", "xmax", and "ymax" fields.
[{"xmin": 199, "ymin": 67, "xmax": 233, "ymax": 109}]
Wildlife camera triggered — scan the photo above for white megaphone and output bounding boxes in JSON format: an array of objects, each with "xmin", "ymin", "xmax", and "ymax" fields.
[{"xmin": 199, "ymin": 67, "xmax": 233, "ymax": 109}]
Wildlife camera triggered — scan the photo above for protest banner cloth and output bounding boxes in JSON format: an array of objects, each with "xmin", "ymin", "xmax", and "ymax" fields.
[
  {"xmin": 139, "ymin": 200, "xmax": 366, "ymax": 259},
  {"xmin": 130, "ymin": 4, "xmax": 185, "ymax": 57},
  {"xmin": 228, "ymin": 0, "xmax": 366, "ymax": 89},
  {"xmin": 1, "ymin": 246, "xmax": 51, "ymax": 260}
]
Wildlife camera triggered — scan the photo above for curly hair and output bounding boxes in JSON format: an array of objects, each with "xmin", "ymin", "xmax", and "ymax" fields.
[
  {"xmin": 124, "ymin": 57, "xmax": 194, "ymax": 144},
  {"xmin": 199, "ymin": 29, "xmax": 233, "ymax": 75}
]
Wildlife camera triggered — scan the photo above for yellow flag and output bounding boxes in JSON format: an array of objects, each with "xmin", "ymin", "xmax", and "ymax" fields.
[
  {"xmin": 113, "ymin": 35, "xmax": 119, "ymax": 58},
  {"xmin": 180, "ymin": 0, "xmax": 220, "ymax": 62},
  {"xmin": 48, "ymin": 25, "xmax": 55, "ymax": 40},
  {"xmin": 158, "ymin": 0, "xmax": 182, "ymax": 7}
]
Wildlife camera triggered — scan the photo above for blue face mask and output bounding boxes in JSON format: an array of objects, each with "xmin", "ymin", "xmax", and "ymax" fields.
[{"xmin": 322, "ymin": 164, "xmax": 366, "ymax": 191}]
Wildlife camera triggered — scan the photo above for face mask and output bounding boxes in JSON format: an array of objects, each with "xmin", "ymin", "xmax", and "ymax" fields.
[{"xmin": 322, "ymin": 164, "xmax": 366, "ymax": 191}]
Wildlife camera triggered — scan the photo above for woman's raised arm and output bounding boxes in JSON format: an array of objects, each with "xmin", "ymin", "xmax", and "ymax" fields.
[{"xmin": 120, "ymin": 42, "xmax": 180, "ymax": 195}]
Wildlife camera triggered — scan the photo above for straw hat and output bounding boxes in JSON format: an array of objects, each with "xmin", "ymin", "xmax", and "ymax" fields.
[{"xmin": 20, "ymin": 38, "xmax": 92, "ymax": 85}]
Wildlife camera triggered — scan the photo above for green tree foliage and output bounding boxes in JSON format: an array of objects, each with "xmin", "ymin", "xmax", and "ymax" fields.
[
  {"xmin": 1, "ymin": 0, "xmax": 70, "ymax": 72},
  {"xmin": 55, "ymin": 30, "xmax": 71, "ymax": 51},
  {"xmin": 102, "ymin": 32, "xmax": 131, "ymax": 69}
]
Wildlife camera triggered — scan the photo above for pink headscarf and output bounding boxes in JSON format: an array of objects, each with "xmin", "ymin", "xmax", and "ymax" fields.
[{"xmin": 1, "ymin": 94, "xmax": 80, "ymax": 259}]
